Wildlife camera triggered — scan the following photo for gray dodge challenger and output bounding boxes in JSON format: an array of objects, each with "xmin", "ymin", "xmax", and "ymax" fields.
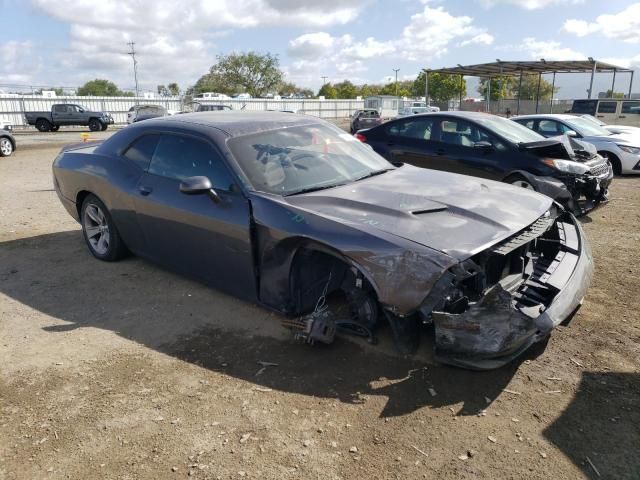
[{"xmin": 53, "ymin": 112, "xmax": 593, "ymax": 369}]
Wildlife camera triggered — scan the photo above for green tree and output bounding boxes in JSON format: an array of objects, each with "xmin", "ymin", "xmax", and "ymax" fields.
[
  {"xmin": 318, "ymin": 83, "xmax": 338, "ymax": 99},
  {"xmin": 193, "ymin": 52, "xmax": 284, "ymax": 98},
  {"xmin": 278, "ymin": 81, "xmax": 299, "ymax": 97},
  {"xmin": 34, "ymin": 87, "xmax": 65, "ymax": 96},
  {"xmin": 334, "ymin": 80, "xmax": 358, "ymax": 99},
  {"xmin": 480, "ymin": 74, "xmax": 557, "ymax": 100},
  {"xmin": 77, "ymin": 79, "xmax": 127, "ymax": 96},
  {"xmin": 412, "ymin": 72, "xmax": 466, "ymax": 101},
  {"xmin": 358, "ymin": 84, "xmax": 382, "ymax": 97},
  {"xmin": 157, "ymin": 84, "xmax": 169, "ymax": 96},
  {"xmin": 477, "ymin": 77, "xmax": 511, "ymax": 100},
  {"xmin": 167, "ymin": 82, "xmax": 180, "ymax": 96},
  {"xmin": 604, "ymin": 89, "xmax": 625, "ymax": 99}
]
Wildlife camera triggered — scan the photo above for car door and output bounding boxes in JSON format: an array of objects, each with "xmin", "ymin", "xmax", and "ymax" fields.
[
  {"xmin": 133, "ymin": 132, "xmax": 257, "ymax": 301},
  {"xmin": 595, "ymin": 100, "xmax": 618, "ymax": 125},
  {"xmin": 429, "ymin": 117, "xmax": 508, "ymax": 179},
  {"xmin": 52, "ymin": 105, "xmax": 70, "ymax": 125},
  {"xmin": 379, "ymin": 117, "xmax": 439, "ymax": 167},
  {"xmin": 619, "ymin": 101, "xmax": 640, "ymax": 127}
]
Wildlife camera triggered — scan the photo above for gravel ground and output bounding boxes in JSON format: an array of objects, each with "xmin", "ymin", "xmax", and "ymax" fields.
[{"xmin": 0, "ymin": 142, "xmax": 639, "ymax": 480}]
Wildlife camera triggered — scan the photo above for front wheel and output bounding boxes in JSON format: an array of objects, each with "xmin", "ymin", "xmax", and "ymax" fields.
[
  {"xmin": 505, "ymin": 175, "xmax": 536, "ymax": 191},
  {"xmin": 0, "ymin": 137, "xmax": 13, "ymax": 157},
  {"xmin": 81, "ymin": 194, "xmax": 127, "ymax": 261},
  {"xmin": 599, "ymin": 151, "xmax": 621, "ymax": 175},
  {"xmin": 100, "ymin": 123, "xmax": 108, "ymax": 131},
  {"xmin": 88, "ymin": 119, "xmax": 102, "ymax": 132},
  {"xmin": 50, "ymin": 125, "xmax": 60, "ymax": 132}
]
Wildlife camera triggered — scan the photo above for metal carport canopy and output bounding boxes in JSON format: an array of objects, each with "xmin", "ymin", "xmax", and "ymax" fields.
[{"xmin": 422, "ymin": 60, "xmax": 635, "ymax": 114}]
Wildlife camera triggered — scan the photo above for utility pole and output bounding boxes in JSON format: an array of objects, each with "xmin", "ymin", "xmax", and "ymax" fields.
[
  {"xmin": 393, "ymin": 68, "xmax": 400, "ymax": 97},
  {"xmin": 127, "ymin": 41, "xmax": 139, "ymax": 101},
  {"xmin": 321, "ymin": 76, "xmax": 328, "ymax": 85}
]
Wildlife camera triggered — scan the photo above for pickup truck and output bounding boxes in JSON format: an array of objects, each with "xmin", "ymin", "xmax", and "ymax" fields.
[{"xmin": 25, "ymin": 104, "xmax": 114, "ymax": 132}]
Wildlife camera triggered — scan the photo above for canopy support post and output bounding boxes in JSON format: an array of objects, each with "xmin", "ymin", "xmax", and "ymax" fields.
[
  {"xmin": 629, "ymin": 70, "xmax": 634, "ymax": 99},
  {"xmin": 459, "ymin": 74, "xmax": 464, "ymax": 110},
  {"xmin": 588, "ymin": 60, "xmax": 597, "ymax": 99},
  {"xmin": 516, "ymin": 70, "xmax": 523, "ymax": 115},
  {"xmin": 550, "ymin": 71, "xmax": 556, "ymax": 113},
  {"xmin": 611, "ymin": 69, "xmax": 617, "ymax": 97},
  {"xmin": 535, "ymin": 72, "xmax": 542, "ymax": 113}
]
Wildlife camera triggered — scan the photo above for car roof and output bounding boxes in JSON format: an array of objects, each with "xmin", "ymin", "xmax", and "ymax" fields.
[
  {"xmin": 135, "ymin": 111, "xmax": 321, "ymax": 137},
  {"xmin": 512, "ymin": 114, "xmax": 575, "ymax": 120},
  {"xmin": 392, "ymin": 111, "xmax": 501, "ymax": 120}
]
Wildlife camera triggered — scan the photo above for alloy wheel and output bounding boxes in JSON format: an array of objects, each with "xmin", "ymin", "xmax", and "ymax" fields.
[
  {"xmin": 83, "ymin": 203, "xmax": 110, "ymax": 255},
  {"xmin": 0, "ymin": 138, "xmax": 12, "ymax": 156}
]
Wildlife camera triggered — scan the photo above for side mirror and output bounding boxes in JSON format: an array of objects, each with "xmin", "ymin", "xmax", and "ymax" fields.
[
  {"xmin": 78, "ymin": 108, "xmax": 84, "ymax": 113},
  {"xmin": 179, "ymin": 176, "xmax": 220, "ymax": 202},
  {"xmin": 565, "ymin": 130, "xmax": 578, "ymax": 137},
  {"xmin": 473, "ymin": 140, "xmax": 494, "ymax": 151}
]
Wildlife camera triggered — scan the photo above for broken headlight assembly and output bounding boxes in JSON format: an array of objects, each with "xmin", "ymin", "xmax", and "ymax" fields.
[{"xmin": 542, "ymin": 158, "xmax": 590, "ymax": 175}]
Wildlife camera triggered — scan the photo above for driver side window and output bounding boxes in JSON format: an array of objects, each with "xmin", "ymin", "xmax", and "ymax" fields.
[{"xmin": 148, "ymin": 135, "xmax": 235, "ymax": 191}]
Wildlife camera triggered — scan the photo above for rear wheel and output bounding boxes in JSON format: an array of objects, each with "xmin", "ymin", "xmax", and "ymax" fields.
[
  {"xmin": 35, "ymin": 119, "xmax": 51, "ymax": 132},
  {"xmin": 88, "ymin": 118, "xmax": 102, "ymax": 132},
  {"xmin": 599, "ymin": 151, "xmax": 621, "ymax": 175},
  {"xmin": 81, "ymin": 194, "xmax": 127, "ymax": 261},
  {"xmin": 505, "ymin": 174, "xmax": 536, "ymax": 191},
  {"xmin": 0, "ymin": 137, "xmax": 13, "ymax": 157},
  {"xmin": 50, "ymin": 125, "xmax": 60, "ymax": 132}
]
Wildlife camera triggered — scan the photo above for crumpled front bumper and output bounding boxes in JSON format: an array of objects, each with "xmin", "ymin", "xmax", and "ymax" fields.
[{"xmin": 432, "ymin": 214, "xmax": 593, "ymax": 370}]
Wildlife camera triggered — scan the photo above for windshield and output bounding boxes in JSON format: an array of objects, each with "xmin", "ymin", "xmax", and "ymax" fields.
[
  {"xmin": 581, "ymin": 114, "xmax": 606, "ymax": 126},
  {"xmin": 475, "ymin": 116, "xmax": 544, "ymax": 143},
  {"xmin": 563, "ymin": 116, "xmax": 612, "ymax": 136},
  {"xmin": 227, "ymin": 122, "xmax": 393, "ymax": 195}
]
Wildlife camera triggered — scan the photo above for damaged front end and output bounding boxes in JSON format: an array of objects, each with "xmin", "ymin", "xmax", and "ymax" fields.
[{"xmin": 421, "ymin": 206, "xmax": 593, "ymax": 369}]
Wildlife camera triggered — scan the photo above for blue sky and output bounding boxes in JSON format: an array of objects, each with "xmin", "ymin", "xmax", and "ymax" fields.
[{"xmin": 1, "ymin": 0, "xmax": 639, "ymax": 98}]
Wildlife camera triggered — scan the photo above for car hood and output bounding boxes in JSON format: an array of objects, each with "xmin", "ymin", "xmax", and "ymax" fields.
[
  {"xmin": 519, "ymin": 136, "xmax": 598, "ymax": 161},
  {"xmin": 284, "ymin": 165, "xmax": 552, "ymax": 259},
  {"xmin": 581, "ymin": 133, "xmax": 639, "ymax": 146}
]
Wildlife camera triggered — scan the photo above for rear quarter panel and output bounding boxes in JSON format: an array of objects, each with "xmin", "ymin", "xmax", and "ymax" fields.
[{"xmin": 53, "ymin": 149, "xmax": 146, "ymax": 253}]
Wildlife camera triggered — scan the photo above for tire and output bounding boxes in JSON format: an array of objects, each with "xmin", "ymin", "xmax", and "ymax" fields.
[
  {"xmin": 80, "ymin": 194, "xmax": 127, "ymax": 261},
  {"xmin": 100, "ymin": 123, "xmax": 108, "ymax": 131},
  {"xmin": 35, "ymin": 118, "xmax": 52, "ymax": 132},
  {"xmin": 50, "ymin": 125, "xmax": 60, "ymax": 132},
  {"xmin": 504, "ymin": 174, "xmax": 536, "ymax": 191},
  {"xmin": 88, "ymin": 118, "xmax": 102, "ymax": 132},
  {"xmin": 0, "ymin": 137, "xmax": 13, "ymax": 157},
  {"xmin": 599, "ymin": 151, "xmax": 621, "ymax": 175}
]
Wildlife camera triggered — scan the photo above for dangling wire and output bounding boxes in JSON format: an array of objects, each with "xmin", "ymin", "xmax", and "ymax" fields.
[{"xmin": 313, "ymin": 270, "xmax": 332, "ymax": 314}]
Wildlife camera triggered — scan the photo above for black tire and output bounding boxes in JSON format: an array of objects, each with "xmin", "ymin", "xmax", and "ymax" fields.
[
  {"xmin": 88, "ymin": 118, "xmax": 102, "ymax": 132},
  {"xmin": 0, "ymin": 137, "xmax": 14, "ymax": 157},
  {"xmin": 35, "ymin": 118, "xmax": 52, "ymax": 132},
  {"xmin": 100, "ymin": 123, "xmax": 108, "ymax": 131},
  {"xmin": 503, "ymin": 173, "xmax": 537, "ymax": 191},
  {"xmin": 80, "ymin": 194, "xmax": 127, "ymax": 261},
  {"xmin": 50, "ymin": 125, "xmax": 60, "ymax": 132},
  {"xmin": 599, "ymin": 151, "xmax": 621, "ymax": 175}
]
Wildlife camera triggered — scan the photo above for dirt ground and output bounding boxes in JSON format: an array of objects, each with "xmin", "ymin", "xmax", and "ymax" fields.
[{"xmin": 0, "ymin": 134, "xmax": 639, "ymax": 480}]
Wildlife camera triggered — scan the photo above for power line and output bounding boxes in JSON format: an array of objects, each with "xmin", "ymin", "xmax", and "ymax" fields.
[{"xmin": 127, "ymin": 41, "xmax": 139, "ymax": 100}]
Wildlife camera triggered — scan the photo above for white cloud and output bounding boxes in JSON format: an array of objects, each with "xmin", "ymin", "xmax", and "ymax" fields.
[
  {"xmin": 0, "ymin": 41, "xmax": 41, "ymax": 84},
  {"xmin": 460, "ymin": 33, "xmax": 495, "ymax": 47},
  {"xmin": 522, "ymin": 37, "xmax": 586, "ymax": 61},
  {"xmin": 29, "ymin": 0, "xmax": 369, "ymax": 90},
  {"xmin": 563, "ymin": 4, "xmax": 640, "ymax": 43},
  {"xmin": 601, "ymin": 55, "xmax": 640, "ymax": 69},
  {"xmin": 480, "ymin": 0, "xmax": 584, "ymax": 9}
]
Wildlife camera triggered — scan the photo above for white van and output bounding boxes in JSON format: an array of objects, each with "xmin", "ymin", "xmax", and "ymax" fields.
[{"xmin": 570, "ymin": 99, "xmax": 640, "ymax": 127}]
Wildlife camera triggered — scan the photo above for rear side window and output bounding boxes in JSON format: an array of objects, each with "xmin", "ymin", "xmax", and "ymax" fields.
[
  {"xmin": 386, "ymin": 118, "xmax": 434, "ymax": 140},
  {"xmin": 622, "ymin": 101, "xmax": 640, "ymax": 114},
  {"xmin": 149, "ymin": 135, "xmax": 235, "ymax": 190},
  {"xmin": 597, "ymin": 101, "xmax": 617, "ymax": 113},
  {"xmin": 571, "ymin": 100, "xmax": 597, "ymax": 115},
  {"xmin": 124, "ymin": 134, "xmax": 160, "ymax": 171},
  {"xmin": 53, "ymin": 105, "xmax": 67, "ymax": 113}
]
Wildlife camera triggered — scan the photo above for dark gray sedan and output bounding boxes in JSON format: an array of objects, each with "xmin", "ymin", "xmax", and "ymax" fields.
[{"xmin": 53, "ymin": 112, "xmax": 593, "ymax": 369}]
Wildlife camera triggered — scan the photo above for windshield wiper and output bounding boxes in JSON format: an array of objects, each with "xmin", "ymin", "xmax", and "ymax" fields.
[
  {"xmin": 353, "ymin": 168, "xmax": 394, "ymax": 182},
  {"xmin": 285, "ymin": 182, "xmax": 349, "ymax": 196}
]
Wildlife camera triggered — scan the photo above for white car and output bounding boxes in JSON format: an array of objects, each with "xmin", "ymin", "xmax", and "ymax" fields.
[
  {"xmin": 580, "ymin": 114, "xmax": 640, "ymax": 136},
  {"xmin": 396, "ymin": 106, "xmax": 440, "ymax": 117},
  {"xmin": 513, "ymin": 114, "xmax": 640, "ymax": 175}
]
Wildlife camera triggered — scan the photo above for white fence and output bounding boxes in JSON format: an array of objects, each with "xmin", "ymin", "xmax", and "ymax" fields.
[{"xmin": 0, "ymin": 95, "xmax": 365, "ymax": 126}]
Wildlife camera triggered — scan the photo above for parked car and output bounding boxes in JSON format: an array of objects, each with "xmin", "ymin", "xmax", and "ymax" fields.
[
  {"xmin": 350, "ymin": 109, "xmax": 382, "ymax": 133},
  {"xmin": 580, "ymin": 114, "xmax": 640, "ymax": 136},
  {"xmin": 127, "ymin": 105, "xmax": 168, "ymax": 124},
  {"xmin": 52, "ymin": 111, "xmax": 593, "ymax": 369},
  {"xmin": 570, "ymin": 99, "xmax": 640, "ymax": 127},
  {"xmin": 513, "ymin": 114, "xmax": 640, "ymax": 175},
  {"xmin": 0, "ymin": 125, "xmax": 15, "ymax": 157},
  {"xmin": 396, "ymin": 106, "xmax": 439, "ymax": 118},
  {"xmin": 193, "ymin": 104, "xmax": 232, "ymax": 112},
  {"xmin": 357, "ymin": 111, "xmax": 612, "ymax": 214},
  {"xmin": 25, "ymin": 104, "xmax": 114, "ymax": 132}
]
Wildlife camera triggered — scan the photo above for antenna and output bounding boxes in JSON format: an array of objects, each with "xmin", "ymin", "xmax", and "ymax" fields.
[{"xmin": 127, "ymin": 41, "xmax": 139, "ymax": 101}]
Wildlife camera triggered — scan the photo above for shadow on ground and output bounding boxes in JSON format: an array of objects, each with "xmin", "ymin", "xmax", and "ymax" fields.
[
  {"xmin": 1, "ymin": 230, "xmax": 539, "ymax": 418},
  {"xmin": 544, "ymin": 371, "xmax": 640, "ymax": 480}
]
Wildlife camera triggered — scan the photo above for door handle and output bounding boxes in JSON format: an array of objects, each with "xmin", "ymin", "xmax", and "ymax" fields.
[
  {"xmin": 596, "ymin": 115, "xmax": 604, "ymax": 118},
  {"xmin": 138, "ymin": 185, "xmax": 153, "ymax": 196},
  {"xmin": 619, "ymin": 115, "xmax": 626, "ymax": 118}
]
